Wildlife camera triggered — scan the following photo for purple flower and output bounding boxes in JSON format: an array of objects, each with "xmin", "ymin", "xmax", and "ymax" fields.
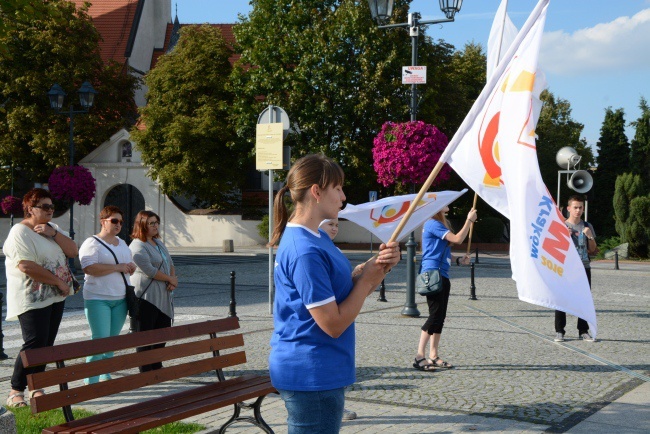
[
  {"xmin": 48, "ymin": 165, "xmax": 96, "ymax": 206},
  {"xmin": 372, "ymin": 121, "xmax": 451, "ymax": 187},
  {"xmin": 1, "ymin": 195, "xmax": 22, "ymax": 215}
]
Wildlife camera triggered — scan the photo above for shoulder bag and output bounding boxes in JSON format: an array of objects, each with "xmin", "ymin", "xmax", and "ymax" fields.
[
  {"xmin": 416, "ymin": 246, "xmax": 448, "ymax": 296},
  {"xmin": 93, "ymin": 236, "xmax": 160, "ymax": 319}
]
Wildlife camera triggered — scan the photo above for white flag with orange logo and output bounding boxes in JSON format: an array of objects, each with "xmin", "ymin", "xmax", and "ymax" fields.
[
  {"xmin": 439, "ymin": 0, "xmax": 597, "ymax": 335},
  {"xmin": 339, "ymin": 190, "xmax": 467, "ymax": 244},
  {"xmin": 487, "ymin": 0, "xmax": 518, "ymax": 80}
]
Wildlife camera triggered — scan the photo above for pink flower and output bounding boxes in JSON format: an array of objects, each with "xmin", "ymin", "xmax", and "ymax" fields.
[
  {"xmin": 48, "ymin": 165, "xmax": 96, "ymax": 206},
  {"xmin": 372, "ymin": 121, "xmax": 451, "ymax": 187},
  {"xmin": 1, "ymin": 195, "xmax": 22, "ymax": 215}
]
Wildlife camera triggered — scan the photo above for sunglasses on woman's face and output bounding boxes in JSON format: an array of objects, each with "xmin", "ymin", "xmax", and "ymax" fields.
[
  {"xmin": 148, "ymin": 221, "xmax": 160, "ymax": 227},
  {"xmin": 33, "ymin": 204, "xmax": 55, "ymax": 211},
  {"xmin": 103, "ymin": 218, "xmax": 123, "ymax": 225}
]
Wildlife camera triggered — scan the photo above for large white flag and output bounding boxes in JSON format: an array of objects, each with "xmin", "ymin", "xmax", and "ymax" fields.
[
  {"xmin": 487, "ymin": 0, "xmax": 518, "ymax": 79},
  {"xmin": 339, "ymin": 190, "xmax": 467, "ymax": 244},
  {"xmin": 440, "ymin": 0, "xmax": 597, "ymax": 336}
]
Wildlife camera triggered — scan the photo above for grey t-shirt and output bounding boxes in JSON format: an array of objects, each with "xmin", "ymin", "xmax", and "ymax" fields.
[{"xmin": 565, "ymin": 220, "xmax": 595, "ymax": 268}]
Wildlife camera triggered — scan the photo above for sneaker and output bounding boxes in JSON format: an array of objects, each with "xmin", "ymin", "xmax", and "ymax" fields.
[
  {"xmin": 579, "ymin": 332, "xmax": 596, "ymax": 342},
  {"xmin": 342, "ymin": 408, "xmax": 357, "ymax": 421},
  {"xmin": 554, "ymin": 332, "xmax": 565, "ymax": 342}
]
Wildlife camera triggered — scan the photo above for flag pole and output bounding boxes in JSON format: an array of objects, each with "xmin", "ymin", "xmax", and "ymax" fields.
[
  {"xmin": 466, "ymin": 193, "xmax": 479, "ymax": 255},
  {"xmin": 388, "ymin": 160, "xmax": 445, "ymax": 243}
]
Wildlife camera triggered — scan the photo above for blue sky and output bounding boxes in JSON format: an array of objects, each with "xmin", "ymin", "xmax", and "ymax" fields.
[{"xmin": 174, "ymin": 0, "xmax": 650, "ymax": 153}]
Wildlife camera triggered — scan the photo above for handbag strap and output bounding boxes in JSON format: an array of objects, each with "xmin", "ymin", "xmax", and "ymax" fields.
[{"xmin": 93, "ymin": 236, "xmax": 130, "ymax": 289}]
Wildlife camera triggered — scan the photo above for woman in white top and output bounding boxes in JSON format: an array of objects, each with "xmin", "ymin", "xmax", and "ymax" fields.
[
  {"xmin": 4, "ymin": 188, "xmax": 78, "ymax": 407},
  {"xmin": 79, "ymin": 205, "xmax": 136, "ymax": 384}
]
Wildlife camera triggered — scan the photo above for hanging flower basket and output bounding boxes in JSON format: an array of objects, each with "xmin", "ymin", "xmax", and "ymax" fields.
[
  {"xmin": 48, "ymin": 165, "xmax": 96, "ymax": 206},
  {"xmin": 372, "ymin": 121, "xmax": 451, "ymax": 188},
  {"xmin": 1, "ymin": 195, "xmax": 22, "ymax": 215}
]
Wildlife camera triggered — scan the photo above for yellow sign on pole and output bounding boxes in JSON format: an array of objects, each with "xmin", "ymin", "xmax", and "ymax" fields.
[{"xmin": 256, "ymin": 123, "xmax": 284, "ymax": 170}]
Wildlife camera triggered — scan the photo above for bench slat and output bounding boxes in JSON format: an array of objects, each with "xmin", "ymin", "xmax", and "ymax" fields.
[
  {"xmin": 22, "ymin": 317, "xmax": 239, "ymax": 367},
  {"xmin": 41, "ymin": 375, "xmax": 275, "ymax": 434},
  {"xmin": 28, "ymin": 334, "xmax": 245, "ymax": 390},
  {"xmin": 32, "ymin": 351, "xmax": 247, "ymax": 413}
]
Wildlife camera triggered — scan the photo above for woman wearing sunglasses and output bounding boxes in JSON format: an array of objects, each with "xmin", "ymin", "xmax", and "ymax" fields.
[
  {"xmin": 78, "ymin": 205, "xmax": 136, "ymax": 384},
  {"xmin": 129, "ymin": 210, "xmax": 177, "ymax": 372},
  {"xmin": 4, "ymin": 188, "xmax": 78, "ymax": 407}
]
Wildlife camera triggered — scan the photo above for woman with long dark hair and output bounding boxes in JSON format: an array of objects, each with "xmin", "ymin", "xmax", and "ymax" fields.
[
  {"xmin": 268, "ymin": 154, "xmax": 400, "ymax": 433},
  {"xmin": 413, "ymin": 205, "xmax": 477, "ymax": 372}
]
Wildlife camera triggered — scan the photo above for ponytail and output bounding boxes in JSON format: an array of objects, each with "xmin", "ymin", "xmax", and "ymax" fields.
[{"xmin": 269, "ymin": 185, "xmax": 290, "ymax": 247}]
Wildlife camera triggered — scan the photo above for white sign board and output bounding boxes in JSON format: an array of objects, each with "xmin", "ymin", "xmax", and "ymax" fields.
[
  {"xmin": 255, "ymin": 123, "xmax": 284, "ymax": 170},
  {"xmin": 402, "ymin": 66, "xmax": 427, "ymax": 84}
]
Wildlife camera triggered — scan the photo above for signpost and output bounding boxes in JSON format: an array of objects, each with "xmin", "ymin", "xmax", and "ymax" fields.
[{"xmin": 256, "ymin": 105, "xmax": 291, "ymax": 314}]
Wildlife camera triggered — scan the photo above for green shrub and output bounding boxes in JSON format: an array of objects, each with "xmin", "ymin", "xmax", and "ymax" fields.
[
  {"xmin": 258, "ymin": 213, "xmax": 270, "ymax": 241},
  {"xmin": 594, "ymin": 236, "xmax": 621, "ymax": 260}
]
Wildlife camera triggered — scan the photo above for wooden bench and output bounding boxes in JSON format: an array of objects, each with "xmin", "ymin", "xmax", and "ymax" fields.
[{"xmin": 20, "ymin": 317, "xmax": 277, "ymax": 433}]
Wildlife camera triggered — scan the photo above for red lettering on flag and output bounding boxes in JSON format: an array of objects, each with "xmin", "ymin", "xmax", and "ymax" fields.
[{"xmin": 542, "ymin": 220, "xmax": 570, "ymax": 264}]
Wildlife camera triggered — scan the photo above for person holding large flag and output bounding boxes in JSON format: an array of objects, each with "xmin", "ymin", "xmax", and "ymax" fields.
[
  {"xmin": 268, "ymin": 154, "xmax": 400, "ymax": 434},
  {"xmin": 413, "ymin": 205, "xmax": 477, "ymax": 371},
  {"xmin": 554, "ymin": 194, "xmax": 598, "ymax": 342}
]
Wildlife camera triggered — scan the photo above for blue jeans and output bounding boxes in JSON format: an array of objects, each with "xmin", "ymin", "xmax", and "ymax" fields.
[
  {"xmin": 278, "ymin": 387, "xmax": 345, "ymax": 434},
  {"xmin": 84, "ymin": 298, "xmax": 127, "ymax": 384}
]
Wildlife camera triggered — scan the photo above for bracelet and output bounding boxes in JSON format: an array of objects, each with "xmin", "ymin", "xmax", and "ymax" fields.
[
  {"xmin": 52, "ymin": 230, "xmax": 58, "ymax": 239},
  {"xmin": 456, "ymin": 257, "xmax": 461, "ymax": 266}
]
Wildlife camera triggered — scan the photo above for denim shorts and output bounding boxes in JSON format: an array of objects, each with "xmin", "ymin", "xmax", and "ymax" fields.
[{"xmin": 277, "ymin": 387, "xmax": 345, "ymax": 434}]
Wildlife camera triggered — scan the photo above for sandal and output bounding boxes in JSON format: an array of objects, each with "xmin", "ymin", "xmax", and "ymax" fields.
[
  {"xmin": 413, "ymin": 357, "xmax": 436, "ymax": 372},
  {"xmin": 429, "ymin": 356, "xmax": 453, "ymax": 369},
  {"xmin": 28, "ymin": 389, "xmax": 45, "ymax": 399},
  {"xmin": 6, "ymin": 392, "xmax": 28, "ymax": 408}
]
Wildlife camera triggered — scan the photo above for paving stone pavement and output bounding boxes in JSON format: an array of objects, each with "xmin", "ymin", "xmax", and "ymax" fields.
[{"xmin": 0, "ymin": 248, "xmax": 648, "ymax": 433}]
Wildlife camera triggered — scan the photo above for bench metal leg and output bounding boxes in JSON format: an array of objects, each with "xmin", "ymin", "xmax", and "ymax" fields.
[{"xmin": 219, "ymin": 395, "xmax": 274, "ymax": 434}]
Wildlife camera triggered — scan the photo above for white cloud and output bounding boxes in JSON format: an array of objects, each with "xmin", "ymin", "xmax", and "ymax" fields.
[{"xmin": 539, "ymin": 8, "xmax": 650, "ymax": 75}]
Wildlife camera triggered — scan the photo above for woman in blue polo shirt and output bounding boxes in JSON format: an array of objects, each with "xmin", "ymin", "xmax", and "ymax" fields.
[{"xmin": 268, "ymin": 154, "xmax": 400, "ymax": 434}]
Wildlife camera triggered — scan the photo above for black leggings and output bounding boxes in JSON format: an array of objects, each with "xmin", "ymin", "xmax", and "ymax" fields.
[
  {"xmin": 421, "ymin": 277, "xmax": 451, "ymax": 335},
  {"xmin": 11, "ymin": 301, "xmax": 65, "ymax": 391},
  {"xmin": 135, "ymin": 299, "xmax": 172, "ymax": 372}
]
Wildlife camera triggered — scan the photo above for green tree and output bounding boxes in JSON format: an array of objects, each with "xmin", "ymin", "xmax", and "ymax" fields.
[
  {"xmin": 0, "ymin": 0, "xmax": 62, "ymax": 59},
  {"xmin": 230, "ymin": 0, "xmax": 479, "ymax": 203},
  {"xmin": 0, "ymin": 0, "xmax": 138, "ymax": 187},
  {"xmin": 131, "ymin": 25, "xmax": 241, "ymax": 209},
  {"xmin": 627, "ymin": 195, "xmax": 650, "ymax": 258},
  {"xmin": 629, "ymin": 97, "xmax": 650, "ymax": 187},
  {"xmin": 535, "ymin": 90, "xmax": 593, "ymax": 201},
  {"xmin": 613, "ymin": 173, "xmax": 645, "ymax": 243},
  {"xmin": 592, "ymin": 107, "xmax": 630, "ymax": 237}
]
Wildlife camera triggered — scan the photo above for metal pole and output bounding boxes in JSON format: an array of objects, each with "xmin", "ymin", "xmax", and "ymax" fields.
[
  {"xmin": 475, "ymin": 247, "xmax": 479, "ymax": 264},
  {"xmin": 9, "ymin": 163, "xmax": 14, "ymax": 227},
  {"xmin": 0, "ymin": 293, "xmax": 7, "ymax": 359},
  {"xmin": 68, "ymin": 107, "xmax": 76, "ymax": 272},
  {"xmin": 469, "ymin": 262, "xmax": 478, "ymax": 300},
  {"xmin": 402, "ymin": 13, "xmax": 420, "ymax": 317},
  {"xmin": 229, "ymin": 271, "xmax": 238, "ymax": 318},
  {"xmin": 614, "ymin": 252, "xmax": 619, "ymax": 270},
  {"xmin": 378, "ymin": 279, "xmax": 387, "ymax": 302},
  {"xmin": 268, "ymin": 105, "xmax": 275, "ymax": 315}
]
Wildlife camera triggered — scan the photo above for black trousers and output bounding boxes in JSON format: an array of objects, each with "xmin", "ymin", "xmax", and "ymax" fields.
[
  {"xmin": 555, "ymin": 267, "xmax": 592, "ymax": 335},
  {"xmin": 11, "ymin": 300, "xmax": 65, "ymax": 391},
  {"xmin": 421, "ymin": 277, "xmax": 452, "ymax": 335},
  {"xmin": 135, "ymin": 299, "xmax": 172, "ymax": 372}
]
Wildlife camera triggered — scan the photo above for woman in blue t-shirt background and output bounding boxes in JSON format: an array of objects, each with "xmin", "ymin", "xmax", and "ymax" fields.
[
  {"xmin": 413, "ymin": 205, "xmax": 477, "ymax": 372},
  {"xmin": 269, "ymin": 154, "xmax": 400, "ymax": 433}
]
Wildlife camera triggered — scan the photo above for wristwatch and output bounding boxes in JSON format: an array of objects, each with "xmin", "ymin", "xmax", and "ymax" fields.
[
  {"xmin": 456, "ymin": 257, "xmax": 461, "ymax": 266},
  {"xmin": 587, "ymin": 236, "xmax": 595, "ymax": 241}
]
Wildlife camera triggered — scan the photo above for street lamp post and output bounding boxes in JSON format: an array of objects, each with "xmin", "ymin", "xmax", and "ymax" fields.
[
  {"xmin": 47, "ymin": 81, "xmax": 97, "ymax": 244},
  {"xmin": 367, "ymin": 0, "xmax": 463, "ymax": 317}
]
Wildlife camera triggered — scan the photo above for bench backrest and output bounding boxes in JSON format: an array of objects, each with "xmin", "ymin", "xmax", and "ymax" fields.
[{"xmin": 21, "ymin": 317, "xmax": 246, "ymax": 414}]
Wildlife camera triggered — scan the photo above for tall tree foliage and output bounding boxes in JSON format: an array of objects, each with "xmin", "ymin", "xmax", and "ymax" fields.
[
  {"xmin": 230, "ymin": 0, "xmax": 479, "ymax": 203},
  {"xmin": 0, "ymin": 0, "xmax": 61, "ymax": 59},
  {"xmin": 593, "ymin": 108, "xmax": 630, "ymax": 237},
  {"xmin": 131, "ymin": 25, "xmax": 241, "ymax": 209},
  {"xmin": 535, "ymin": 90, "xmax": 593, "ymax": 203},
  {"xmin": 630, "ymin": 97, "xmax": 650, "ymax": 187},
  {"xmin": 0, "ymin": 0, "xmax": 138, "ymax": 187}
]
